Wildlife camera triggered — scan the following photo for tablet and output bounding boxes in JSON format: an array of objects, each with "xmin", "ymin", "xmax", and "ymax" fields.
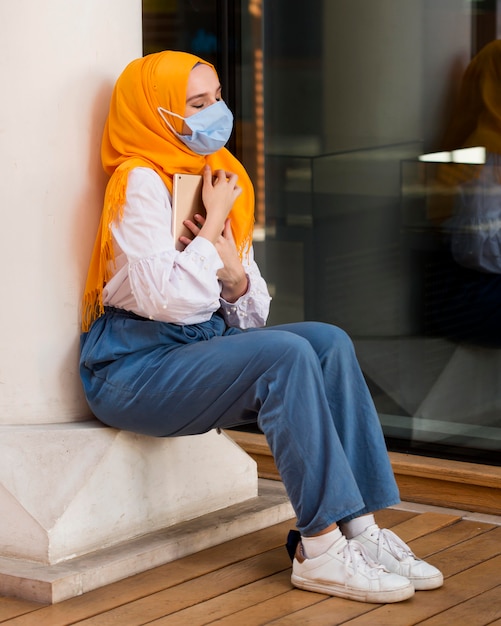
[{"xmin": 172, "ymin": 173, "xmax": 206, "ymax": 251}]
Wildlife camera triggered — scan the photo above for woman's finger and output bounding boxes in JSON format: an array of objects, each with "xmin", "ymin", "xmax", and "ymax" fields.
[{"xmin": 183, "ymin": 218, "xmax": 201, "ymax": 235}]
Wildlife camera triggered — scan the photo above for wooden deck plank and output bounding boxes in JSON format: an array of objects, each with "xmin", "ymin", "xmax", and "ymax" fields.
[
  {"xmin": 0, "ymin": 599, "xmax": 41, "ymax": 623},
  {"xmin": 409, "ymin": 519, "xmax": 495, "ymax": 558},
  {"xmin": 0, "ymin": 510, "xmax": 417, "ymax": 626},
  {"xmin": 147, "ymin": 511, "xmax": 475, "ymax": 626},
  {"xmin": 235, "ymin": 524, "xmax": 501, "ymax": 626},
  {"xmin": 263, "ymin": 596, "xmax": 379, "ymax": 626},
  {"xmin": 145, "ymin": 571, "xmax": 293, "ymax": 625},
  {"xmin": 0, "ymin": 510, "xmax": 500, "ymax": 626},
  {"xmin": 197, "ymin": 589, "xmax": 329, "ymax": 626},
  {"xmin": 270, "ymin": 555, "xmax": 501, "ymax": 626},
  {"xmin": 0, "ymin": 520, "xmax": 295, "ymax": 626},
  {"xmin": 339, "ymin": 554, "xmax": 501, "ymax": 626},
  {"xmin": 387, "ymin": 511, "xmax": 461, "ymax": 543},
  {"xmin": 152, "ymin": 576, "xmax": 325, "ymax": 626},
  {"xmin": 417, "ymin": 585, "xmax": 501, "ymax": 625},
  {"xmin": 432, "ymin": 525, "xmax": 501, "ymax": 579},
  {"xmin": 69, "ymin": 548, "xmax": 291, "ymax": 625},
  {"xmin": 374, "ymin": 508, "xmax": 417, "ymax": 528},
  {"xmin": 217, "ymin": 589, "xmax": 377, "ymax": 626}
]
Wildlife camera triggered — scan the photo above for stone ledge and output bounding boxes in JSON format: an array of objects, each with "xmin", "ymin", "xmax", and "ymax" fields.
[
  {"xmin": 0, "ymin": 479, "xmax": 294, "ymax": 604},
  {"xmin": 0, "ymin": 425, "xmax": 259, "ymax": 564}
]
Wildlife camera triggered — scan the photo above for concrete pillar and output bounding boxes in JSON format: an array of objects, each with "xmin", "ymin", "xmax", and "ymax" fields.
[{"xmin": 0, "ymin": 0, "xmax": 292, "ymax": 603}]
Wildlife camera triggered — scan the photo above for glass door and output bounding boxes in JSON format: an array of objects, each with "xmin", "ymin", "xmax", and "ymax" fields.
[{"xmin": 143, "ymin": 0, "xmax": 501, "ymax": 466}]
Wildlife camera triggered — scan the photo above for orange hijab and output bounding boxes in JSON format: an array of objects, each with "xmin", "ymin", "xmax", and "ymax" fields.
[
  {"xmin": 82, "ymin": 51, "xmax": 255, "ymax": 331},
  {"xmin": 442, "ymin": 39, "xmax": 501, "ymax": 154},
  {"xmin": 429, "ymin": 40, "xmax": 501, "ymax": 223}
]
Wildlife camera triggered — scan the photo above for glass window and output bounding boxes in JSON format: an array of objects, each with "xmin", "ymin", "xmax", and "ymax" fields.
[{"xmin": 143, "ymin": 0, "xmax": 501, "ymax": 466}]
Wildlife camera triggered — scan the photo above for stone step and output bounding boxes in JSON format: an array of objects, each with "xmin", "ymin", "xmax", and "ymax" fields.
[{"xmin": 0, "ymin": 479, "xmax": 294, "ymax": 604}]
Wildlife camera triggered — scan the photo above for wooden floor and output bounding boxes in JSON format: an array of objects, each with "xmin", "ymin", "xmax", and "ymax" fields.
[{"xmin": 1, "ymin": 505, "xmax": 501, "ymax": 625}]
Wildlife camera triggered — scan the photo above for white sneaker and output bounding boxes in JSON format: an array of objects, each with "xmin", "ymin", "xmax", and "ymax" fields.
[
  {"xmin": 291, "ymin": 534, "xmax": 415, "ymax": 603},
  {"xmin": 354, "ymin": 524, "xmax": 443, "ymax": 590}
]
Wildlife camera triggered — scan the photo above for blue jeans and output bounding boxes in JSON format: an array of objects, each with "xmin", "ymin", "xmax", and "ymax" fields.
[{"xmin": 80, "ymin": 308, "xmax": 400, "ymax": 535}]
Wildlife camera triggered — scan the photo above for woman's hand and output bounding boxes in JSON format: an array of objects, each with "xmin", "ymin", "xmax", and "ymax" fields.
[
  {"xmin": 214, "ymin": 219, "xmax": 248, "ymax": 302},
  {"xmin": 195, "ymin": 165, "xmax": 242, "ymax": 245},
  {"xmin": 182, "ymin": 215, "xmax": 248, "ymax": 303}
]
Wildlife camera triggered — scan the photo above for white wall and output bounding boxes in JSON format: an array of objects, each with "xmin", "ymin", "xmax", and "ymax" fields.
[
  {"xmin": 0, "ymin": 0, "xmax": 142, "ymax": 424},
  {"xmin": 0, "ymin": 5, "xmax": 262, "ymax": 593}
]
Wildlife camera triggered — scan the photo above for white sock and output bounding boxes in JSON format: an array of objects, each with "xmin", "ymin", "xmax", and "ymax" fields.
[
  {"xmin": 301, "ymin": 527, "xmax": 343, "ymax": 559},
  {"xmin": 339, "ymin": 514, "xmax": 376, "ymax": 539}
]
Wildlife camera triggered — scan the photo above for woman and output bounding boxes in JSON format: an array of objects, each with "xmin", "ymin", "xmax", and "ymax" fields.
[
  {"xmin": 426, "ymin": 39, "xmax": 501, "ymax": 346},
  {"xmin": 80, "ymin": 51, "xmax": 443, "ymax": 603}
]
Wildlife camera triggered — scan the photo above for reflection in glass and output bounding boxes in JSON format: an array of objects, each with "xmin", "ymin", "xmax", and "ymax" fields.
[
  {"xmin": 142, "ymin": 1, "xmax": 501, "ymax": 465},
  {"xmin": 261, "ymin": 2, "xmax": 501, "ymax": 465}
]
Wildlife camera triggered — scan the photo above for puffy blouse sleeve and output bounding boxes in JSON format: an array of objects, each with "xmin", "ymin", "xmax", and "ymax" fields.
[{"xmin": 103, "ymin": 167, "xmax": 271, "ymax": 328}]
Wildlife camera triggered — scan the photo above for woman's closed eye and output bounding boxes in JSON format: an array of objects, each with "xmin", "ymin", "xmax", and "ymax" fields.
[{"xmin": 192, "ymin": 97, "xmax": 222, "ymax": 109}]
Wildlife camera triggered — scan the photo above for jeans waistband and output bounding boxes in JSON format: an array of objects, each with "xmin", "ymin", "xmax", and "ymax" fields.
[{"xmin": 104, "ymin": 306, "xmax": 151, "ymax": 322}]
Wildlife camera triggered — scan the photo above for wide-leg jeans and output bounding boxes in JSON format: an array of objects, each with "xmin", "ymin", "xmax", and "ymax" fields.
[{"xmin": 80, "ymin": 308, "xmax": 400, "ymax": 535}]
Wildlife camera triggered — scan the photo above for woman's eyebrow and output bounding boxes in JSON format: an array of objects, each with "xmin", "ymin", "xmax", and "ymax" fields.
[{"xmin": 186, "ymin": 86, "xmax": 222, "ymax": 103}]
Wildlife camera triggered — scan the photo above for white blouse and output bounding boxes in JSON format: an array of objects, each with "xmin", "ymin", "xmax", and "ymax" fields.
[{"xmin": 103, "ymin": 167, "xmax": 271, "ymax": 329}]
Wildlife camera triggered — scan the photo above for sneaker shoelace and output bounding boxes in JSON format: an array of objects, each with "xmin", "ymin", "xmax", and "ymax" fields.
[
  {"xmin": 372, "ymin": 528, "xmax": 417, "ymax": 563},
  {"xmin": 341, "ymin": 539, "xmax": 388, "ymax": 579}
]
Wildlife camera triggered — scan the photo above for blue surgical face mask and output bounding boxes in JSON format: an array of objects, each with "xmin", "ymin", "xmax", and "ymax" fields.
[{"xmin": 158, "ymin": 101, "xmax": 234, "ymax": 155}]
